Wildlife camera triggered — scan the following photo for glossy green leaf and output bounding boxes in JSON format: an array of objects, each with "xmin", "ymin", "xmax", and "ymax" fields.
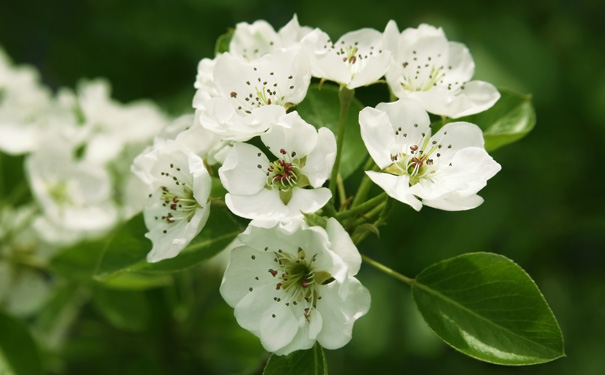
[
  {"xmin": 412, "ymin": 252, "xmax": 564, "ymax": 365},
  {"xmin": 459, "ymin": 88, "xmax": 536, "ymax": 151},
  {"xmin": 0, "ymin": 311, "xmax": 43, "ymax": 375},
  {"xmin": 91, "ymin": 287, "xmax": 151, "ymax": 332},
  {"xmin": 297, "ymin": 84, "xmax": 366, "ymax": 180},
  {"xmin": 95, "ymin": 210, "xmax": 242, "ymax": 278},
  {"xmin": 263, "ymin": 343, "xmax": 328, "ymax": 375}
]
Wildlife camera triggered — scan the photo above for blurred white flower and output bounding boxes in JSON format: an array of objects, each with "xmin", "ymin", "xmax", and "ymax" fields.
[
  {"xmin": 360, "ymin": 98, "xmax": 501, "ymax": 211},
  {"xmin": 193, "ymin": 48, "xmax": 311, "ymax": 141},
  {"xmin": 75, "ymin": 79, "xmax": 168, "ymax": 165},
  {"xmin": 385, "ymin": 22, "xmax": 500, "ymax": 118},
  {"xmin": 220, "ymin": 218, "xmax": 370, "ymax": 355},
  {"xmin": 26, "ymin": 139, "xmax": 119, "ymax": 244},
  {"xmin": 302, "ymin": 24, "xmax": 392, "ymax": 89},
  {"xmin": 132, "ymin": 140, "xmax": 212, "ymax": 263},
  {"xmin": 0, "ymin": 48, "xmax": 78, "ymax": 155},
  {"xmin": 218, "ymin": 112, "xmax": 335, "ymax": 221}
]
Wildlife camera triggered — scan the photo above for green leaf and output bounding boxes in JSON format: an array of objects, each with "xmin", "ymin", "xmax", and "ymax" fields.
[
  {"xmin": 412, "ymin": 252, "xmax": 564, "ymax": 365},
  {"xmin": 297, "ymin": 84, "xmax": 366, "ymax": 180},
  {"xmin": 459, "ymin": 88, "xmax": 536, "ymax": 151},
  {"xmin": 95, "ymin": 210, "xmax": 242, "ymax": 278},
  {"xmin": 49, "ymin": 239, "xmax": 106, "ymax": 280},
  {"xmin": 101, "ymin": 272, "xmax": 172, "ymax": 290},
  {"xmin": 0, "ymin": 311, "xmax": 43, "ymax": 375},
  {"xmin": 263, "ymin": 343, "xmax": 328, "ymax": 375},
  {"xmin": 91, "ymin": 287, "xmax": 151, "ymax": 332},
  {"xmin": 215, "ymin": 28, "xmax": 234, "ymax": 56}
]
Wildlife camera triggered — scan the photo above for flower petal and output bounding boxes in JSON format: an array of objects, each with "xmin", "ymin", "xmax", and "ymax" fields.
[
  {"xmin": 366, "ymin": 171, "xmax": 422, "ymax": 211},
  {"xmin": 219, "ymin": 143, "xmax": 269, "ymax": 195},
  {"xmin": 302, "ymin": 127, "xmax": 336, "ymax": 187}
]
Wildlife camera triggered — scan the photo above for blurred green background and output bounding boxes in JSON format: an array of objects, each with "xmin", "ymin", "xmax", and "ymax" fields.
[{"xmin": 1, "ymin": 0, "xmax": 604, "ymax": 374}]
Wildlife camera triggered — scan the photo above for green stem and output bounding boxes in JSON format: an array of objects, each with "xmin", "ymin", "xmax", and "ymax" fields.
[
  {"xmin": 329, "ymin": 87, "xmax": 355, "ymax": 203},
  {"xmin": 336, "ymin": 174, "xmax": 347, "ymax": 210},
  {"xmin": 350, "ymin": 201, "xmax": 385, "ymax": 227},
  {"xmin": 335, "ymin": 192, "xmax": 386, "ymax": 220},
  {"xmin": 351, "ymin": 158, "xmax": 378, "ymax": 208},
  {"xmin": 361, "ymin": 254, "xmax": 415, "ymax": 287}
]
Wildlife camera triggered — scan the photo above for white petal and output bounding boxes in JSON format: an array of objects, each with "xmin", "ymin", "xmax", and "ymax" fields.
[
  {"xmin": 230, "ymin": 20, "xmax": 279, "ymax": 60},
  {"xmin": 316, "ymin": 278, "xmax": 371, "ymax": 350},
  {"xmin": 422, "ymin": 193, "xmax": 485, "ymax": 211},
  {"xmin": 259, "ymin": 302, "xmax": 299, "ymax": 353},
  {"xmin": 366, "ymin": 171, "xmax": 422, "ymax": 211},
  {"xmin": 225, "ymin": 189, "xmax": 289, "ymax": 220},
  {"xmin": 348, "ymin": 49, "xmax": 391, "ymax": 89},
  {"xmin": 189, "ymin": 153, "xmax": 212, "ymax": 203},
  {"xmin": 219, "ymin": 143, "xmax": 269, "ymax": 195},
  {"xmin": 220, "ymin": 246, "xmax": 279, "ymax": 307},
  {"xmin": 326, "ymin": 218, "xmax": 361, "ymax": 276},
  {"xmin": 376, "ymin": 98, "xmax": 432, "ymax": 140},
  {"xmin": 261, "ymin": 112, "xmax": 317, "ymax": 159},
  {"xmin": 286, "ymin": 187, "xmax": 331, "ymax": 218},
  {"xmin": 274, "ymin": 309, "xmax": 322, "ymax": 356},
  {"xmin": 233, "ymin": 283, "xmax": 280, "ymax": 333},
  {"xmin": 359, "ymin": 107, "xmax": 397, "ymax": 169},
  {"xmin": 448, "ymin": 80, "xmax": 500, "ymax": 118},
  {"xmin": 302, "ymin": 127, "xmax": 336, "ymax": 187},
  {"xmin": 238, "ymin": 220, "xmax": 303, "ymax": 255}
]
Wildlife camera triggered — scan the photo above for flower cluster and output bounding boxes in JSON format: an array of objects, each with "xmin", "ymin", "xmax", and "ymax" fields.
[
  {"xmin": 126, "ymin": 15, "xmax": 500, "ymax": 356},
  {"xmin": 0, "ymin": 50, "xmax": 169, "ymax": 316},
  {"xmin": 0, "ymin": 13, "xmax": 504, "ymax": 358}
]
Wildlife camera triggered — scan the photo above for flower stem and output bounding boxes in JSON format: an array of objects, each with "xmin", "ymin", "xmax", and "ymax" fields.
[
  {"xmin": 336, "ymin": 192, "xmax": 386, "ymax": 220},
  {"xmin": 361, "ymin": 254, "xmax": 415, "ymax": 287},
  {"xmin": 329, "ymin": 86, "xmax": 355, "ymax": 204},
  {"xmin": 351, "ymin": 158, "xmax": 378, "ymax": 208},
  {"xmin": 336, "ymin": 174, "xmax": 347, "ymax": 210},
  {"xmin": 350, "ymin": 201, "xmax": 385, "ymax": 227}
]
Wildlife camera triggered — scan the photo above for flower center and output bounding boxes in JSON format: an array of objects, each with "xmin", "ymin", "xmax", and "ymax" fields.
[
  {"xmin": 47, "ymin": 180, "xmax": 71, "ymax": 205},
  {"xmin": 399, "ymin": 51, "xmax": 463, "ymax": 92},
  {"xmin": 158, "ymin": 185, "xmax": 199, "ymax": 224},
  {"xmin": 385, "ymin": 141, "xmax": 440, "ymax": 185},
  {"xmin": 266, "ymin": 148, "xmax": 302, "ymax": 191},
  {"xmin": 154, "ymin": 163, "xmax": 201, "ymax": 227},
  {"xmin": 268, "ymin": 248, "xmax": 334, "ymax": 308}
]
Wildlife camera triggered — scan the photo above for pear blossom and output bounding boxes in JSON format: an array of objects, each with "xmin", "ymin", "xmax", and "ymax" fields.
[
  {"xmin": 75, "ymin": 79, "xmax": 168, "ymax": 164},
  {"xmin": 25, "ymin": 138, "xmax": 119, "ymax": 244},
  {"xmin": 132, "ymin": 140, "xmax": 212, "ymax": 262},
  {"xmin": 303, "ymin": 25, "xmax": 392, "ymax": 89},
  {"xmin": 359, "ymin": 98, "xmax": 501, "ymax": 211},
  {"xmin": 220, "ymin": 218, "xmax": 370, "ymax": 355},
  {"xmin": 218, "ymin": 112, "xmax": 336, "ymax": 221},
  {"xmin": 229, "ymin": 15, "xmax": 313, "ymax": 61},
  {"xmin": 0, "ymin": 49, "xmax": 78, "ymax": 155},
  {"xmin": 194, "ymin": 48, "xmax": 311, "ymax": 141},
  {"xmin": 384, "ymin": 23, "xmax": 500, "ymax": 118}
]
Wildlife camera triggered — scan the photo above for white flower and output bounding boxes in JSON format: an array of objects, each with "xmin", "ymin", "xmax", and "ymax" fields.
[
  {"xmin": 385, "ymin": 22, "xmax": 500, "ymax": 118},
  {"xmin": 0, "ymin": 49, "xmax": 78, "ymax": 155},
  {"xmin": 75, "ymin": 79, "xmax": 168, "ymax": 164},
  {"xmin": 133, "ymin": 140, "xmax": 212, "ymax": 262},
  {"xmin": 26, "ymin": 139, "xmax": 119, "ymax": 243},
  {"xmin": 229, "ymin": 15, "xmax": 313, "ymax": 61},
  {"xmin": 218, "ymin": 112, "xmax": 335, "ymax": 221},
  {"xmin": 360, "ymin": 98, "xmax": 501, "ymax": 211},
  {"xmin": 220, "ymin": 218, "xmax": 370, "ymax": 355},
  {"xmin": 194, "ymin": 48, "xmax": 311, "ymax": 141},
  {"xmin": 303, "ymin": 25, "xmax": 392, "ymax": 89}
]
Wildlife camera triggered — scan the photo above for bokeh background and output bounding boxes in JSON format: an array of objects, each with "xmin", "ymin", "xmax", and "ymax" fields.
[{"xmin": 1, "ymin": 0, "xmax": 604, "ymax": 374}]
